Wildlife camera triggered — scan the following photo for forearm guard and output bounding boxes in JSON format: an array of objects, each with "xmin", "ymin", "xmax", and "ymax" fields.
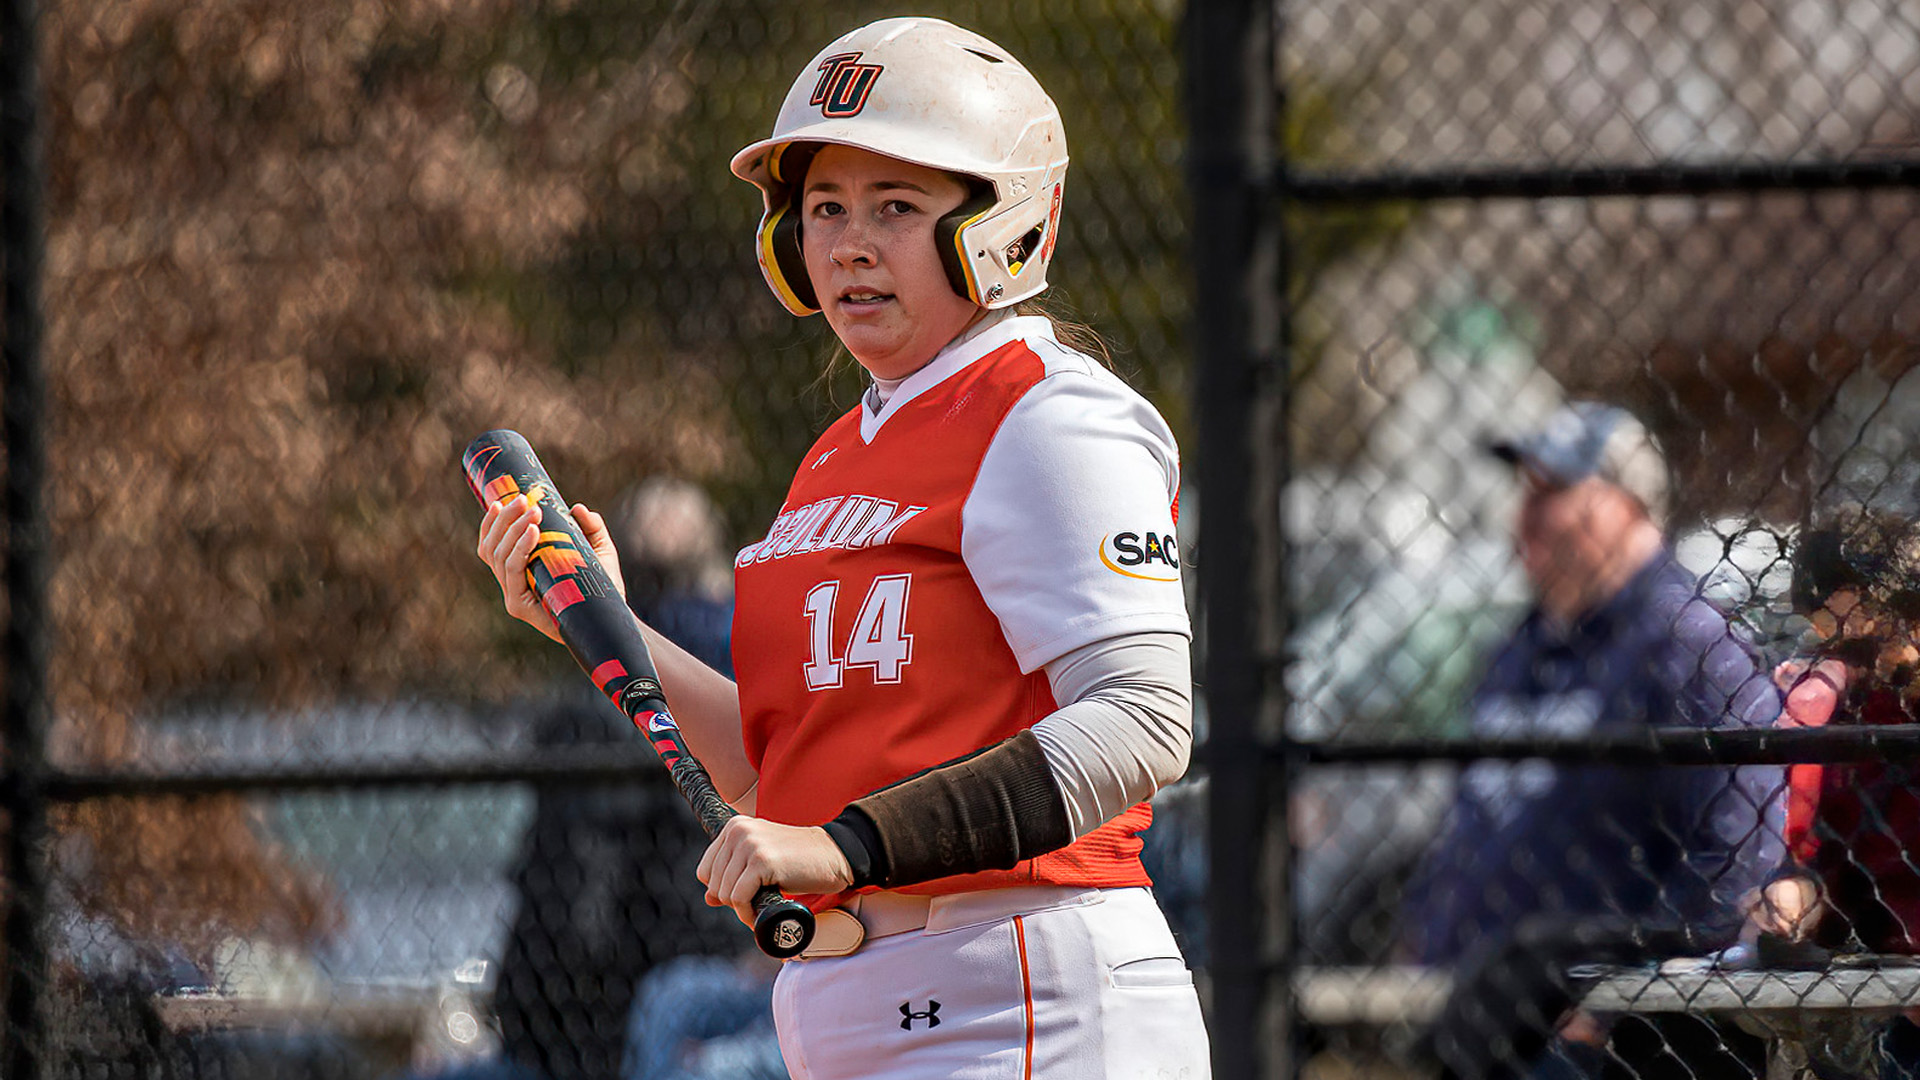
[{"xmin": 822, "ymin": 730, "xmax": 1074, "ymax": 891}]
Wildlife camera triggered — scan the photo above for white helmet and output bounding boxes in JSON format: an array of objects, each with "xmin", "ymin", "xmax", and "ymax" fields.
[{"xmin": 730, "ymin": 17, "xmax": 1069, "ymax": 316}]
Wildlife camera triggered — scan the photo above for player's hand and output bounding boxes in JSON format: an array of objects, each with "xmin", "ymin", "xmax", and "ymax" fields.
[
  {"xmin": 1777, "ymin": 658, "xmax": 1847, "ymax": 728},
  {"xmin": 476, "ymin": 496, "xmax": 625, "ymax": 643},
  {"xmin": 1556, "ymin": 1009, "xmax": 1607, "ymax": 1046},
  {"xmin": 696, "ymin": 817, "xmax": 853, "ymax": 927},
  {"xmin": 1748, "ymin": 874, "xmax": 1823, "ymax": 940}
]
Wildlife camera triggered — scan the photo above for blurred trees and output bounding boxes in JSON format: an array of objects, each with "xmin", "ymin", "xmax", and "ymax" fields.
[{"xmin": 33, "ymin": 0, "xmax": 1191, "ymax": 950}]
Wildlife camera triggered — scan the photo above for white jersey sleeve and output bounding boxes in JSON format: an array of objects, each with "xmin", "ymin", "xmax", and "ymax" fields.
[{"xmin": 961, "ymin": 342, "xmax": 1190, "ymax": 674}]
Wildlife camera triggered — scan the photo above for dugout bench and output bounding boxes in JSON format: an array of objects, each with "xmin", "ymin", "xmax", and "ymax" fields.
[
  {"xmin": 150, "ymin": 975, "xmax": 494, "ymax": 1075},
  {"xmin": 1297, "ymin": 962, "xmax": 1920, "ymax": 1080}
]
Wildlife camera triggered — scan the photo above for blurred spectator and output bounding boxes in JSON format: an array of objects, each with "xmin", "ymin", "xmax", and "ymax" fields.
[
  {"xmin": 606, "ymin": 478, "xmax": 738, "ymax": 677},
  {"xmin": 621, "ymin": 953, "xmax": 787, "ymax": 1080},
  {"xmin": 408, "ymin": 477, "xmax": 747, "ymax": 1080},
  {"xmin": 1757, "ymin": 507, "xmax": 1920, "ymax": 1078},
  {"xmin": 1139, "ymin": 778, "xmax": 1210, "ymax": 970},
  {"xmin": 1402, "ymin": 402, "xmax": 1784, "ymax": 1080}
]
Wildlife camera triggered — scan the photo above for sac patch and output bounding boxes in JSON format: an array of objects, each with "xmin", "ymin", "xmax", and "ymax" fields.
[{"xmin": 1100, "ymin": 530, "xmax": 1180, "ymax": 582}]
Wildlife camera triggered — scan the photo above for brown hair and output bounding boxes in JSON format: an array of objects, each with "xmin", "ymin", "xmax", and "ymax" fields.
[{"xmin": 1018, "ymin": 296, "xmax": 1114, "ymax": 368}]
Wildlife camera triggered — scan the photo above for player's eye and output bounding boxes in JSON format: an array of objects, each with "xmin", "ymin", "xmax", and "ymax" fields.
[
  {"xmin": 807, "ymin": 199, "xmax": 844, "ymax": 219},
  {"xmin": 883, "ymin": 199, "xmax": 918, "ymax": 216}
]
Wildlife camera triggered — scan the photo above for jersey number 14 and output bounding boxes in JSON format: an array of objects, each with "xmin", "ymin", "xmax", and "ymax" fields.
[{"xmin": 802, "ymin": 575, "xmax": 914, "ymax": 689}]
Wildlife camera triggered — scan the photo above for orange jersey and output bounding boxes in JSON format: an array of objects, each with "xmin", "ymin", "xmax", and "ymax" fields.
[{"xmin": 732, "ymin": 316, "xmax": 1189, "ymax": 908}]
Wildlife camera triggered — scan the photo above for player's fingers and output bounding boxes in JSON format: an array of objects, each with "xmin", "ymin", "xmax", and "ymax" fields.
[
  {"xmin": 476, "ymin": 498, "xmax": 502, "ymax": 559},
  {"xmin": 718, "ymin": 842, "xmax": 772, "ymax": 927},
  {"xmin": 705, "ymin": 845, "xmax": 749, "ymax": 910},
  {"xmin": 478, "ymin": 506, "xmax": 522, "ymax": 594},
  {"xmin": 477, "ymin": 499, "xmax": 560, "ymax": 641},
  {"xmin": 480, "ymin": 496, "xmax": 533, "ymax": 576},
  {"xmin": 476, "ymin": 495, "xmax": 519, "ymax": 566},
  {"xmin": 501, "ymin": 518, "xmax": 542, "ymax": 608},
  {"xmin": 572, "ymin": 504, "xmax": 627, "ymax": 600},
  {"xmin": 504, "ymin": 512, "xmax": 538, "ymax": 574},
  {"xmin": 724, "ymin": 858, "xmax": 772, "ymax": 913},
  {"xmin": 728, "ymin": 898, "xmax": 757, "ymax": 929},
  {"xmin": 699, "ymin": 819, "xmax": 750, "ymax": 905},
  {"xmin": 695, "ymin": 827, "xmax": 724, "ymax": 888},
  {"xmin": 716, "ymin": 826, "xmax": 780, "ymax": 917}
]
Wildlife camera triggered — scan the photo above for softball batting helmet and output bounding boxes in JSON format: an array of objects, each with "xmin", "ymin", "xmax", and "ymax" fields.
[{"xmin": 730, "ymin": 17, "xmax": 1070, "ymax": 316}]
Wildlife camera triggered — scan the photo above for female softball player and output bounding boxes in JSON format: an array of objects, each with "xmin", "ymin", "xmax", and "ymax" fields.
[{"xmin": 478, "ymin": 17, "xmax": 1209, "ymax": 1078}]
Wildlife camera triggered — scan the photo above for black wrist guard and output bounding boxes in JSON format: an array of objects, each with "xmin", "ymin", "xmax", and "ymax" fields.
[
  {"xmin": 826, "ymin": 730, "xmax": 1074, "ymax": 890},
  {"xmin": 823, "ymin": 816, "xmax": 880, "ymax": 890}
]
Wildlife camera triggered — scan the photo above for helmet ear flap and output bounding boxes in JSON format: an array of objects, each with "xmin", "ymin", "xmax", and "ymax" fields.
[
  {"xmin": 934, "ymin": 182, "xmax": 998, "ymax": 305},
  {"xmin": 757, "ymin": 144, "xmax": 822, "ymax": 315},
  {"xmin": 765, "ymin": 198, "xmax": 817, "ymax": 313}
]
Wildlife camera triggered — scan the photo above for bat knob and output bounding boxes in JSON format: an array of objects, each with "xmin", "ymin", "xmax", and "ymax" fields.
[{"xmin": 753, "ymin": 890, "xmax": 816, "ymax": 959}]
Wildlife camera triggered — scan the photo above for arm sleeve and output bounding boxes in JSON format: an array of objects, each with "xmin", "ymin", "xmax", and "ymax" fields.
[
  {"xmin": 822, "ymin": 631, "xmax": 1195, "ymax": 887},
  {"xmin": 1031, "ymin": 631, "xmax": 1194, "ymax": 837},
  {"xmin": 961, "ymin": 360, "xmax": 1190, "ymax": 672},
  {"xmin": 826, "ymin": 731, "xmax": 1073, "ymax": 890},
  {"xmin": 1661, "ymin": 593, "xmax": 1789, "ymax": 910}
]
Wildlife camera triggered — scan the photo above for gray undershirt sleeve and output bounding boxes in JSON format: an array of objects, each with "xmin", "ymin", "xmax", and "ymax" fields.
[{"xmin": 1033, "ymin": 631, "xmax": 1195, "ymax": 838}]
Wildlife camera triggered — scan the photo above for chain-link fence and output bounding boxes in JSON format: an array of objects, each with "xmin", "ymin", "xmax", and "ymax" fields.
[
  {"xmin": 0, "ymin": 1, "xmax": 1196, "ymax": 1077},
  {"xmin": 1193, "ymin": 0, "xmax": 1920, "ymax": 1077},
  {"xmin": 19, "ymin": 0, "xmax": 1920, "ymax": 1076}
]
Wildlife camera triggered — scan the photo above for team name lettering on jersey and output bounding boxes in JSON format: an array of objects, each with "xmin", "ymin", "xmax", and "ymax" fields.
[{"xmin": 735, "ymin": 495, "xmax": 928, "ymax": 567}]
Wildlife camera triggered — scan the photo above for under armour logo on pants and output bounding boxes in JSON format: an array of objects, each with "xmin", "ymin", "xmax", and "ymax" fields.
[{"xmin": 899, "ymin": 1000, "xmax": 941, "ymax": 1030}]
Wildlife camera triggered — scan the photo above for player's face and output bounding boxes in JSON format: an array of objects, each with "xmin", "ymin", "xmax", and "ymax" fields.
[
  {"xmin": 1515, "ymin": 473, "xmax": 1613, "ymax": 609},
  {"xmin": 800, "ymin": 145, "xmax": 985, "ymax": 381}
]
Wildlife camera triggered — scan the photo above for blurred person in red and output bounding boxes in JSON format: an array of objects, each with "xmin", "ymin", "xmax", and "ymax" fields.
[{"xmin": 1757, "ymin": 507, "xmax": 1920, "ymax": 1078}]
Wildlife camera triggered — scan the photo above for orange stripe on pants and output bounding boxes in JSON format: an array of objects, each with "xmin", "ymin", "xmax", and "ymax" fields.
[{"xmin": 1016, "ymin": 914, "xmax": 1035, "ymax": 1080}]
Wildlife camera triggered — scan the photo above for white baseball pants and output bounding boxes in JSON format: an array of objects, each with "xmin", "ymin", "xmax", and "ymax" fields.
[{"xmin": 770, "ymin": 886, "xmax": 1211, "ymax": 1080}]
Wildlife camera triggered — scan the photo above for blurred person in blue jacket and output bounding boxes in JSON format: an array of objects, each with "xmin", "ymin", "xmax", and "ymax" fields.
[{"xmin": 1403, "ymin": 403, "xmax": 1785, "ymax": 1080}]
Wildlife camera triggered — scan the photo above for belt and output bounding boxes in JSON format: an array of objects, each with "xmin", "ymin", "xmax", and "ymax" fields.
[
  {"xmin": 851, "ymin": 890, "xmax": 936, "ymax": 936},
  {"xmin": 790, "ymin": 886, "xmax": 1102, "ymax": 961},
  {"xmin": 793, "ymin": 891, "xmax": 932, "ymax": 961}
]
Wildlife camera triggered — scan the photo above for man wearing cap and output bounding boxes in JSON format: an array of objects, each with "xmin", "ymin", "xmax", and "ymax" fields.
[{"xmin": 1404, "ymin": 402, "xmax": 1785, "ymax": 1080}]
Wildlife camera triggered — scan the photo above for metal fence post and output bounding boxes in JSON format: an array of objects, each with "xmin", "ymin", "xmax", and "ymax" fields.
[
  {"xmin": 2, "ymin": 0, "xmax": 51, "ymax": 1074},
  {"xmin": 1189, "ymin": 0, "xmax": 1281, "ymax": 1073}
]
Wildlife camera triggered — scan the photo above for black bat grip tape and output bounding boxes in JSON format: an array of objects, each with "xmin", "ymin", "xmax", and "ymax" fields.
[{"xmin": 671, "ymin": 759, "xmax": 816, "ymax": 958}]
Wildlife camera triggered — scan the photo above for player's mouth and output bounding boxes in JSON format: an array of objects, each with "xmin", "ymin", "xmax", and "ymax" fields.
[{"xmin": 837, "ymin": 287, "xmax": 894, "ymax": 311}]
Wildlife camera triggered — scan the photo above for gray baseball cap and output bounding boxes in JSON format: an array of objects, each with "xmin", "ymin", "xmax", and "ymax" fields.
[{"xmin": 1488, "ymin": 402, "xmax": 1672, "ymax": 526}]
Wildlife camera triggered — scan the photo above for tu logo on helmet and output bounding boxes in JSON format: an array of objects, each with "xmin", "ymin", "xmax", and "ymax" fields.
[{"xmin": 812, "ymin": 52, "xmax": 884, "ymax": 117}]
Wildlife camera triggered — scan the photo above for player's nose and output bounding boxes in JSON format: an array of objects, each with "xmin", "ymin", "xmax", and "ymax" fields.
[{"xmin": 830, "ymin": 217, "xmax": 878, "ymax": 267}]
